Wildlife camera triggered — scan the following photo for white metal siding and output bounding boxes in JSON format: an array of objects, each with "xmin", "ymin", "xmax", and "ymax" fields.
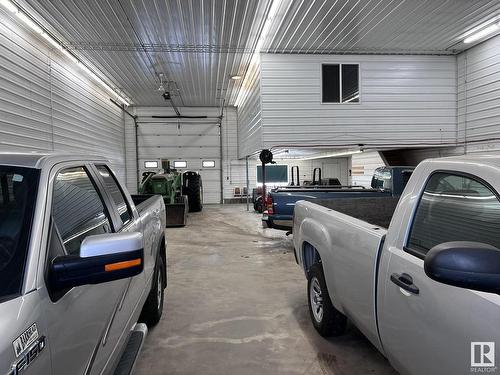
[
  {"xmin": 0, "ymin": 8, "xmax": 126, "ymax": 182},
  {"xmin": 124, "ymin": 109, "xmax": 138, "ymax": 193},
  {"xmin": 458, "ymin": 34, "xmax": 500, "ymax": 155},
  {"xmin": 260, "ymin": 53, "xmax": 457, "ymax": 149},
  {"xmin": 221, "ymin": 107, "xmax": 248, "ymax": 200},
  {"xmin": 351, "ymin": 151, "xmax": 385, "ymax": 187},
  {"xmin": 135, "ymin": 106, "xmax": 223, "ymax": 204},
  {"xmin": 237, "ymin": 68, "xmax": 263, "ymax": 158}
]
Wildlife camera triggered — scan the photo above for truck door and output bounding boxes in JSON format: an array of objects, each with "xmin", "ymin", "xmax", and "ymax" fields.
[
  {"xmin": 41, "ymin": 165, "xmax": 126, "ymax": 375},
  {"xmin": 378, "ymin": 171, "xmax": 500, "ymax": 375}
]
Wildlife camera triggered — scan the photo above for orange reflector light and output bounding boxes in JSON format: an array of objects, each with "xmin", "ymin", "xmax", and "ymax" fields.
[{"xmin": 105, "ymin": 258, "xmax": 141, "ymax": 272}]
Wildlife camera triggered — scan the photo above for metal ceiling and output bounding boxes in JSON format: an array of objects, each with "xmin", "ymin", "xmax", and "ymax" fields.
[
  {"xmin": 16, "ymin": 0, "xmax": 500, "ymax": 107},
  {"xmin": 264, "ymin": 0, "xmax": 500, "ymax": 55}
]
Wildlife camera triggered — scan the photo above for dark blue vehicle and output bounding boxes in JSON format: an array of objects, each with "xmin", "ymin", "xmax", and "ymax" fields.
[{"xmin": 262, "ymin": 166, "xmax": 414, "ymax": 230}]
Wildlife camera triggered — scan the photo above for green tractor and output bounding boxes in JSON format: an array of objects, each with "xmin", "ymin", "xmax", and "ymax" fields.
[{"xmin": 139, "ymin": 160, "xmax": 203, "ymax": 227}]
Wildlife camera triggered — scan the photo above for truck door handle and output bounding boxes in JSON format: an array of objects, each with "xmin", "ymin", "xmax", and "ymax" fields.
[{"xmin": 390, "ymin": 273, "xmax": 419, "ymax": 295}]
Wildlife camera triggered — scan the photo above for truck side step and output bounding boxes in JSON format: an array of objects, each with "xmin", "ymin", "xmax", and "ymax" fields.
[{"xmin": 113, "ymin": 323, "xmax": 148, "ymax": 375}]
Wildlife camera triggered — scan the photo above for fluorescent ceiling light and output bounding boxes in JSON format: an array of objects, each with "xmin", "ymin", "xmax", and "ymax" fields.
[
  {"xmin": 300, "ymin": 150, "xmax": 363, "ymax": 161},
  {"xmin": 230, "ymin": 75, "xmax": 242, "ymax": 80},
  {"xmin": 464, "ymin": 23, "xmax": 499, "ymax": 44},
  {"xmin": 234, "ymin": 0, "xmax": 283, "ymax": 107},
  {"xmin": 0, "ymin": 0, "xmax": 17, "ymax": 13},
  {"xmin": 0, "ymin": 0, "xmax": 131, "ymax": 106}
]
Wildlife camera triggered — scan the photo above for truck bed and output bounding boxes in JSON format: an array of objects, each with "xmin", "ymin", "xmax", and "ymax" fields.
[
  {"xmin": 131, "ymin": 194, "xmax": 157, "ymax": 214},
  {"xmin": 311, "ymin": 196, "xmax": 400, "ymax": 229}
]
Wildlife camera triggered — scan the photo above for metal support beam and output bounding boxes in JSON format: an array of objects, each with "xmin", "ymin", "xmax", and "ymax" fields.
[{"xmin": 246, "ymin": 156, "xmax": 250, "ymax": 211}]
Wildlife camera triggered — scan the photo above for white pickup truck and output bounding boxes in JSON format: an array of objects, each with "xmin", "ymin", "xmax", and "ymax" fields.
[
  {"xmin": 0, "ymin": 153, "xmax": 167, "ymax": 375},
  {"xmin": 293, "ymin": 155, "xmax": 500, "ymax": 375}
]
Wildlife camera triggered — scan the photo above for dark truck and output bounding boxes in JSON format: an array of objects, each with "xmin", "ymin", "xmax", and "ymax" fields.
[{"xmin": 262, "ymin": 166, "xmax": 414, "ymax": 230}]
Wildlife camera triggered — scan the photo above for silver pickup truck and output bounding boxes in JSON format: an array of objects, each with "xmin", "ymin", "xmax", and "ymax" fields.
[
  {"xmin": 0, "ymin": 153, "xmax": 167, "ymax": 375},
  {"xmin": 293, "ymin": 155, "xmax": 500, "ymax": 375}
]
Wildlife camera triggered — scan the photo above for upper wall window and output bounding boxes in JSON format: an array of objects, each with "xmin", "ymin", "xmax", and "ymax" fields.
[
  {"xmin": 322, "ymin": 64, "xmax": 359, "ymax": 103},
  {"xmin": 173, "ymin": 161, "xmax": 187, "ymax": 169},
  {"xmin": 202, "ymin": 160, "xmax": 216, "ymax": 168}
]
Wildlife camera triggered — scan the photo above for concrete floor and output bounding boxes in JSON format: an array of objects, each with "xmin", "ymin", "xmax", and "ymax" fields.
[{"xmin": 134, "ymin": 205, "xmax": 398, "ymax": 375}]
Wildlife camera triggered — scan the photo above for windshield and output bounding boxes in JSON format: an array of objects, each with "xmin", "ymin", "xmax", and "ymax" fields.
[{"xmin": 0, "ymin": 166, "xmax": 39, "ymax": 302}]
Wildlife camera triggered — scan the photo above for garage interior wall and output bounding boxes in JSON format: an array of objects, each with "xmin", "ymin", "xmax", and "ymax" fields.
[
  {"xmin": 397, "ymin": 33, "xmax": 500, "ymax": 163},
  {"xmin": 237, "ymin": 67, "xmax": 262, "ymax": 159},
  {"xmin": 0, "ymin": 7, "xmax": 127, "ymax": 182},
  {"xmin": 458, "ymin": 34, "xmax": 500, "ymax": 155},
  {"xmin": 125, "ymin": 106, "xmax": 245, "ymax": 203},
  {"xmin": 258, "ymin": 53, "xmax": 457, "ymax": 153}
]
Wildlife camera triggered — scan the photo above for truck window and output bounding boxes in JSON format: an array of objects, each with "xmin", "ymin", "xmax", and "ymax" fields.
[
  {"xmin": 0, "ymin": 166, "xmax": 39, "ymax": 302},
  {"xmin": 95, "ymin": 165, "xmax": 132, "ymax": 228},
  {"xmin": 371, "ymin": 168, "xmax": 392, "ymax": 190},
  {"xmin": 52, "ymin": 167, "xmax": 112, "ymax": 255},
  {"xmin": 407, "ymin": 172, "xmax": 500, "ymax": 257}
]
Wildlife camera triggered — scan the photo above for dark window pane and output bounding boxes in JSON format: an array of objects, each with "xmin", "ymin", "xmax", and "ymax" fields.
[
  {"xmin": 257, "ymin": 165, "xmax": 288, "ymax": 183},
  {"xmin": 96, "ymin": 165, "xmax": 132, "ymax": 227},
  {"xmin": 0, "ymin": 166, "xmax": 39, "ymax": 301},
  {"xmin": 408, "ymin": 172, "xmax": 500, "ymax": 256},
  {"xmin": 52, "ymin": 167, "xmax": 112, "ymax": 255},
  {"xmin": 322, "ymin": 64, "xmax": 340, "ymax": 103},
  {"xmin": 342, "ymin": 64, "xmax": 359, "ymax": 102}
]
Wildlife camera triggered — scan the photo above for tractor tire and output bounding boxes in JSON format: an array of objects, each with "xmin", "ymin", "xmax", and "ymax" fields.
[{"xmin": 183, "ymin": 172, "xmax": 203, "ymax": 212}]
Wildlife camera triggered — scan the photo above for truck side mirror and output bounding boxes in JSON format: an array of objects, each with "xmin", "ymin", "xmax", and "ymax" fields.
[
  {"xmin": 424, "ymin": 241, "xmax": 500, "ymax": 293},
  {"xmin": 50, "ymin": 232, "xmax": 144, "ymax": 291}
]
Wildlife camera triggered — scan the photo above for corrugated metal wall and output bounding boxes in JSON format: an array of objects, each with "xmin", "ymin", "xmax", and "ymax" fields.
[
  {"xmin": 237, "ymin": 68, "xmax": 262, "ymax": 158},
  {"xmin": 458, "ymin": 34, "xmax": 500, "ymax": 155},
  {"xmin": 259, "ymin": 53, "xmax": 457, "ymax": 151},
  {"xmin": 0, "ymin": 8, "xmax": 127, "ymax": 181},
  {"xmin": 221, "ymin": 107, "xmax": 248, "ymax": 200},
  {"xmin": 124, "ymin": 110, "xmax": 138, "ymax": 193},
  {"xmin": 351, "ymin": 151, "xmax": 385, "ymax": 187}
]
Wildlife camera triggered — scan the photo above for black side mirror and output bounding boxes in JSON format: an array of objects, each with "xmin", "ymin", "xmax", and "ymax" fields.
[
  {"xmin": 50, "ymin": 232, "xmax": 144, "ymax": 291},
  {"xmin": 424, "ymin": 241, "xmax": 500, "ymax": 293}
]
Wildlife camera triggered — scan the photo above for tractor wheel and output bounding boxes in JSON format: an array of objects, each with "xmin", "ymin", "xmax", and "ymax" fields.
[{"xmin": 183, "ymin": 172, "xmax": 203, "ymax": 212}]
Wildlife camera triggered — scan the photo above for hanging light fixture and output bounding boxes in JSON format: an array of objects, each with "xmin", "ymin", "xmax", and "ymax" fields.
[{"xmin": 158, "ymin": 73, "xmax": 165, "ymax": 91}]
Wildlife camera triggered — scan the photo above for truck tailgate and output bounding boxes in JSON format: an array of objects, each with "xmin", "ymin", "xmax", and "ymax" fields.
[{"xmin": 294, "ymin": 200, "xmax": 387, "ymax": 352}]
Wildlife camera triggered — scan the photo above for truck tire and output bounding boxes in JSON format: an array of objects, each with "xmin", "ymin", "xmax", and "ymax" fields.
[
  {"xmin": 183, "ymin": 172, "xmax": 203, "ymax": 212},
  {"xmin": 140, "ymin": 256, "xmax": 165, "ymax": 327},
  {"xmin": 254, "ymin": 196, "xmax": 263, "ymax": 213},
  {"xmin": 307, "ymin": 263, "xmax": 347, "ymax": 337}
]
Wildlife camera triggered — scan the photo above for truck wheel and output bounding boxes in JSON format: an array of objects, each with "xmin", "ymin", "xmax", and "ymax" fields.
[
  {"xmin": 307, "ymin": 263, "xmax": 347, "ymax": 337},
  {"xmin": 254, "ymin": 196, "xmax": 263, "ymax": 213},
  {"xmin": 183, "ymin": 172, "xmax": 203, "ymax": 212},
  {"xmin": 140, "ymin": 256, "xmax": 165, "ymax": 327}
]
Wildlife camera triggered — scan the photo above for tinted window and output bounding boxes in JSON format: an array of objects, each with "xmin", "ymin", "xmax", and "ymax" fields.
[
  {"xmin": 322, "ymin": 64, "xmax": 340, "ymax": 103},
  {"xmin": 52, "ymin": 167, "xmax": 112, "ymax": 255},
  {"xmin": 407, "ymin": 172, "xmax": 500, "ymax": 257},
  {"xmin": 341, "ymin": 64, "xmax": 359, "ymax": 102},
  {"xmin": 96, "ymin": 165, "xmax": 131, "ymax": 227},
  {"xmin": 0, "ymin": 166, "xmax": 39, "ymax": 301},
  {"xmin": 322, "ymin": 64, "xmax": 359, "ymax": 103},
  {"xmin": 371, "ymin": 168, "xmax": 392, "ymax": 190},
  {"xmin": 257, "ymin": 165, "xmax": 288, "ymax": 183}
]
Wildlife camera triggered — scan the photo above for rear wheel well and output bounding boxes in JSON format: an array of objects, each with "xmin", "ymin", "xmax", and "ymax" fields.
[{"xmin": 302, "ymin": 242, "xmax": 321, "ymax": 274}]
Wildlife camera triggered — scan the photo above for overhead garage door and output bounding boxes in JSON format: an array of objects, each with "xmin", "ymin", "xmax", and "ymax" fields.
[{"xmin": 136, "ymin": 116, "xmax": 222, "ymax": 204}]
